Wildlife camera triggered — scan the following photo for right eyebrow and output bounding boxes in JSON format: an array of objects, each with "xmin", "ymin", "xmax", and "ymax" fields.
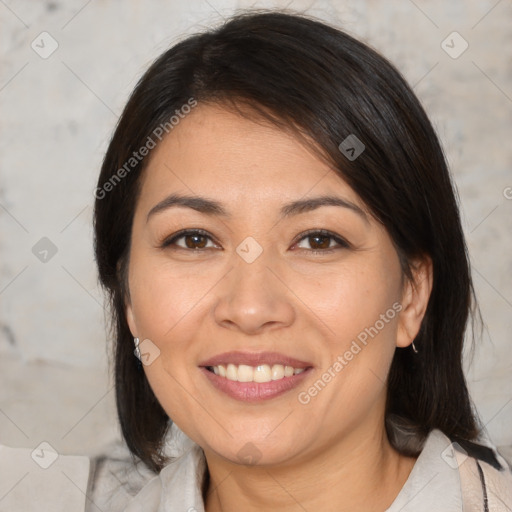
[{"xmin": 147, "ymin": 194, "xmax": 231, "ymax": 223}]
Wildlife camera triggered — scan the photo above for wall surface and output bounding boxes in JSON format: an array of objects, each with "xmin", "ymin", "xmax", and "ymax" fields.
[{"xmin": 1, "ymin": 0, "xmax": 511, "ymax": 466}]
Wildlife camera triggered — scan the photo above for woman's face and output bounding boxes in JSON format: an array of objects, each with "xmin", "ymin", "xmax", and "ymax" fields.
[{"xmin": 126, "ymin": 103, "xmax": 428, "ymax": 466}]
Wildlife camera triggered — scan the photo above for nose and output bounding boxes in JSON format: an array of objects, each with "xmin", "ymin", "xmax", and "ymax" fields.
[{"xmin": 213, "ymin": 248, "xmax": 295, "ymax": 335}]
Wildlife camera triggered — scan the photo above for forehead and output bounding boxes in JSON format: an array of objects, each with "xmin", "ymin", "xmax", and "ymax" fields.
[{"xmin": 138, "ymin": 103, "xmax": 363, "ymax": 210}]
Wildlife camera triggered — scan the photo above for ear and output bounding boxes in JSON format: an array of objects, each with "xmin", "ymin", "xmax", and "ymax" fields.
[
  {"xmin": 118, "ymin": 258, "xmax": 138, "ymax": 337},
  {"xmin": 125, "ymin": 299, "xmax": 138, "ymax": 338},
  {"xmin": 396, "ymin": 256, "xmax": 433, "ymax": 349}
]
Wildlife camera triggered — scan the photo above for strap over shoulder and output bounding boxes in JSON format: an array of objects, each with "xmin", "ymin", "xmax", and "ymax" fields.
[{"xmin": 453, "ymin": 440, "xmax": 512, "ymax": 512}]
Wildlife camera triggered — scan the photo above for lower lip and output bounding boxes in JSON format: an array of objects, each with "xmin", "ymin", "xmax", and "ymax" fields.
[{"xmin": 200, "ymin": 367, "xmax": 312, "ymax": 402}]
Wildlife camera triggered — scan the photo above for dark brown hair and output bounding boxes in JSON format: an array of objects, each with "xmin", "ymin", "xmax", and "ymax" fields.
[{"xmin": 94, "ymin": 9, "xmax": 481, "ymax": 472}]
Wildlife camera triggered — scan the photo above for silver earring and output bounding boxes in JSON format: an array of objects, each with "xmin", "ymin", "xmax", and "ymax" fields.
[
  {"xmin": 134, "ymin": 337, "xmax": 141, "ymax": 360},
  {"xmin": 411, "ymin": 341, "xmax": 418, "ymax": 353}
]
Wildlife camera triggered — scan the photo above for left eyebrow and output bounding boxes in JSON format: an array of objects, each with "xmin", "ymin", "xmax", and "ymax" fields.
[
  {"xmin": 279, "ymin": 195, "xmax": 369, "ymax": 224},
  {"xmin": 146, "ymin": 193, "xmax": 368, "ymax": 224}
]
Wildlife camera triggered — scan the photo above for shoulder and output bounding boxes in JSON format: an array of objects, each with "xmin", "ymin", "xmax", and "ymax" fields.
[
  {"xmin": 452, "ymin": 434, "xmax": 512, "ymax": 511},
  {"xmin": 85, "ymin": 440, "xmax": 158, "ymax": 512},
  {"xmin": 86, "ymin": 421, "xmax": 207, "ymax": 511},
  {"xmin": 387, "ymin": 426, "xmax": 512, "ymax": 512}
]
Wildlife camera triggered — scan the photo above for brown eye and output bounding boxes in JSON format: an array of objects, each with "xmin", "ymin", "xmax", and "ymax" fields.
[
  {"xmin": 161, "ymin": 229, "xmax": 217, "ymax": 250},
  {"xmin": 183, "ymin": 233, "xmax": 208, "ymax": 249},
  {"xmin": 294, "ymin": 230, "xmax": 350, "ymax": 253},
  {"xmin": 307, "ymin": 234, "xmax": 332, "ymax": 250}
]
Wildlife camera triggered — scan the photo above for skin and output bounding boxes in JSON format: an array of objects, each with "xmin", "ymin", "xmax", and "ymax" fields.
[{"xmin": 126, "ymin": 102, "xmax": 433, "ymax": 511}]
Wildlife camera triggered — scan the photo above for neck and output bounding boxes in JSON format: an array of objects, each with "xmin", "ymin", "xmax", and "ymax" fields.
[{"xmin": 203, "ymin": 418, "xmax": 417, "ymax": 512}]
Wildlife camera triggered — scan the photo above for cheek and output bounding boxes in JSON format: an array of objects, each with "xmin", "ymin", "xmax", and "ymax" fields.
[
  {"xmin": 299, "ymin": 256, "xmax": 402, "ymax": 347},
  {"xmin": 297, "ymin": 255, "xmax": 402, "ymax": 405},
  {"xmin": 128, "ymin": 255, "xmax": 214, "ymax": 339},
  {"xmin": 128, "ymin": 258, "xmax": 209, "ymax": 423},
  {"xmin": 299, "ymin": 292, "xmax": 400, "ymax": 435}
]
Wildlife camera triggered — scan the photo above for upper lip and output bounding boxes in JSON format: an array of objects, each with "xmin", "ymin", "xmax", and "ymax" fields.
[{"xmin": 199, "ymin": 351, "xmax": 312, "ymax": 369}]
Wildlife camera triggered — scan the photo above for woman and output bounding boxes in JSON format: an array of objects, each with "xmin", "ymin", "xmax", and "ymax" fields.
[{"xmin": 88, "ymin": 10, "xmax": 512, "ymax": 511}]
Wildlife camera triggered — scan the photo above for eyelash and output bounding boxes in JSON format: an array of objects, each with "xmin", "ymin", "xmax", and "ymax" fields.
[{"xmin": 159, "ymin": 228, "xmax": 350, "ymax": 254}]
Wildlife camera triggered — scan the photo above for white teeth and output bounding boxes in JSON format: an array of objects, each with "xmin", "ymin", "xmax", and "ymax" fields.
[
  {"xmin": 237, "ymin": 364, "xmax": 253, "ymax": 382},
  {"xmin": 226, "ymin": 363, "xmax": 237, "ymax": 381},
  {"xmin": 210, "ymin": 363, "xmax": 307, "ymax": 383},
  {"xmin": 254, "ymin": 364, "xmax": 271, "ymax": 383},
  {"xmin": 271, "ymin": 364, "xmax": 284, "ymax": 380}
]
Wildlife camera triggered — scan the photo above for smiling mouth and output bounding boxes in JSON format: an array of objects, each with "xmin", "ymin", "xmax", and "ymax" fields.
[{"xmin": 205, "ymin": 363, "xmax": 307, "ymax": 383}]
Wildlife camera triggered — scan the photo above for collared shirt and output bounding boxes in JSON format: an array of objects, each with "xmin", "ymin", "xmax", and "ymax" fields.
[
  {"xmin": 2, "ymin": 421, "xmax": 511, "ymax": 511},
  {"xmin": 86, "ymin": 422, "xmax": 512, "ymax": 512}
]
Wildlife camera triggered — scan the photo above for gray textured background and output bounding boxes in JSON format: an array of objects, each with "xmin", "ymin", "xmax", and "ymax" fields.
[{"xmin": 1, "ymin": 0, "xmax": 511, "ymax": 459}]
